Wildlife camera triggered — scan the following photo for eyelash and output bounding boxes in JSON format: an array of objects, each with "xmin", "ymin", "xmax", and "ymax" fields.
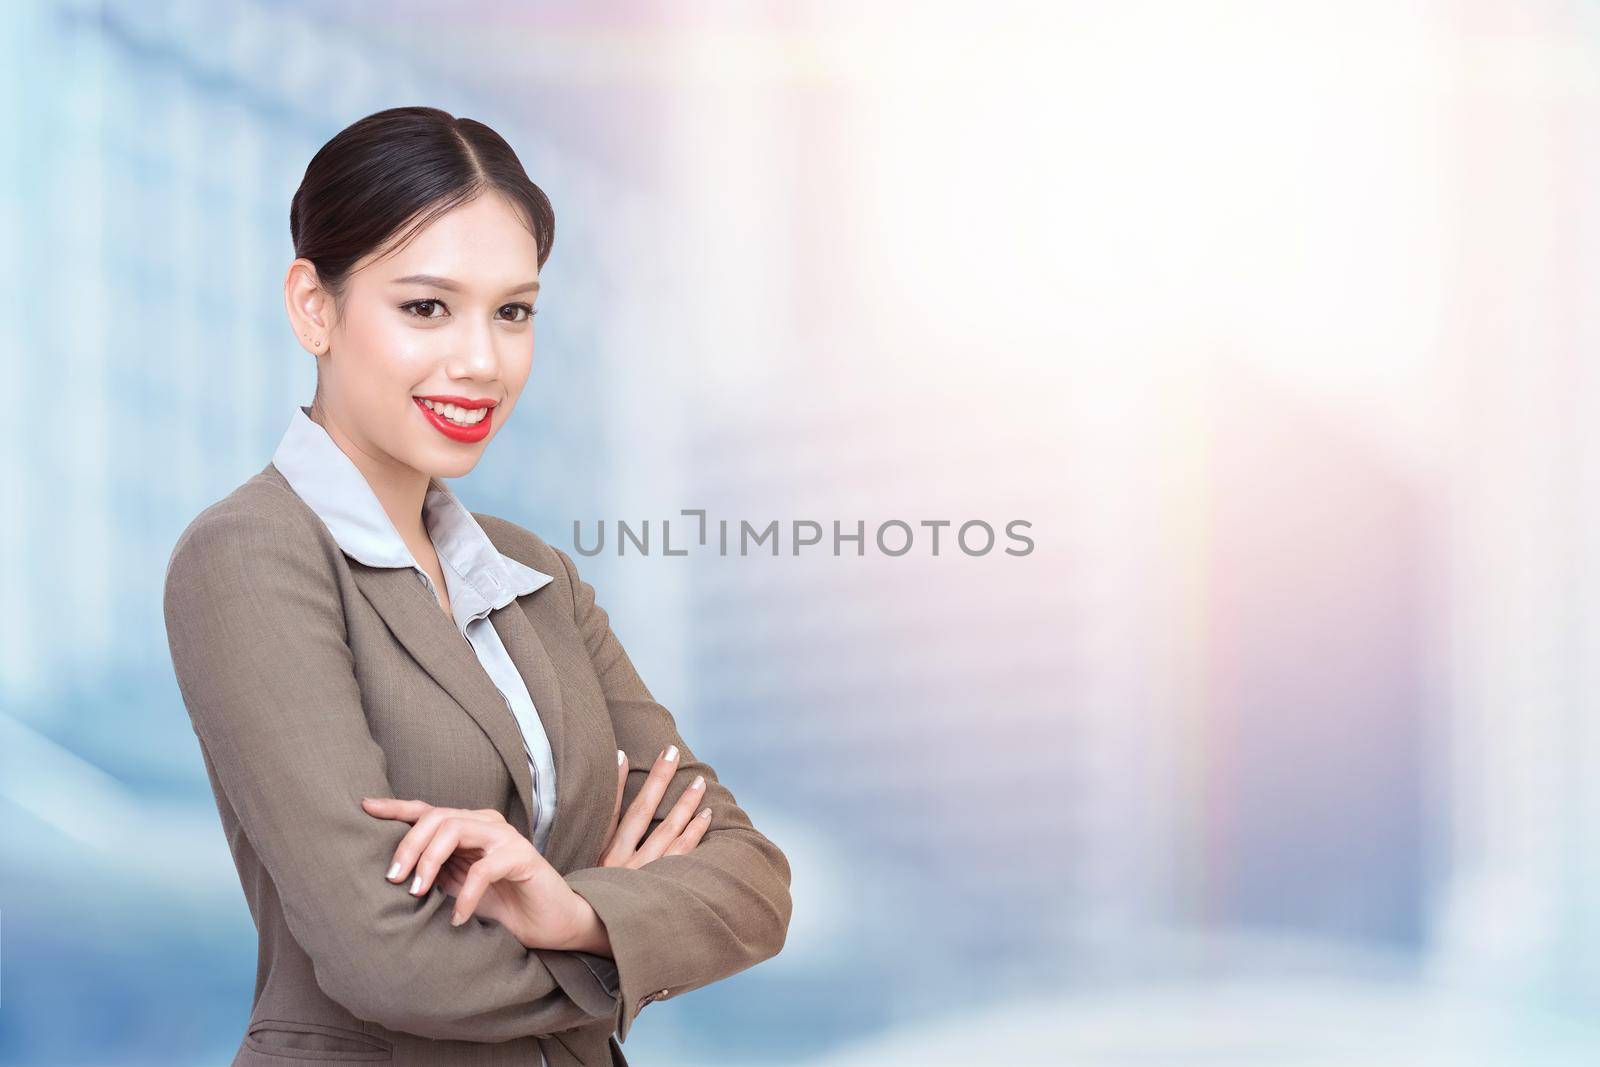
[{"xmin": 399, "ymin": 299, "xmax": 538, "ymax": 323}]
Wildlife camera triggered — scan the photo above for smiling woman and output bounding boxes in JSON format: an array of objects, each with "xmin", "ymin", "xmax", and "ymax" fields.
[
  {"xmin": 162, "ymin": 107, "xmax": 792, "ymax": 1067},
  {"xmin": 283, "ymin": 110, "xmax": 552, "ymax": 483}
]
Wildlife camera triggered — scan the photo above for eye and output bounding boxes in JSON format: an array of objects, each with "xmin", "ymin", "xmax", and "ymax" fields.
[
  {"xmin": 401, "ymin": 299, "xmax": 447, "ymax": 319},
  {"xmin": 500, "ymin": 302, "xmax": 538, "ymax": 323}
]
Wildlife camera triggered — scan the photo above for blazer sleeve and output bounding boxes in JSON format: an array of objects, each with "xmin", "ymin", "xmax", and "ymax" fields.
[
  {"xmin": 162, "ymin": 505, "xmax": 619, "ymax": 1042},
  {"xmin": 552, "ymin": 544, "xmax": 794, "ymax": 1044}
]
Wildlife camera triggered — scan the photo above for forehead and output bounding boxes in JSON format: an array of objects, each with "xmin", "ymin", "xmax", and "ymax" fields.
[{"xmin": 364, "ymin": 194, "xmax": 541, "ymax": 286}]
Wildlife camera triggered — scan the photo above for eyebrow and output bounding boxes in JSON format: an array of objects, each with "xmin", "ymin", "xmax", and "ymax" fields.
[{"xmin": 390, "ymin": 273, "xmax": 540, "ymax": 296}]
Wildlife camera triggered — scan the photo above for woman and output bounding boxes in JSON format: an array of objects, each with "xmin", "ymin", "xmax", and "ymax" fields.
[{"xmin": 162, "ymin": 107, "xmax": 792, "ymax": 1067}]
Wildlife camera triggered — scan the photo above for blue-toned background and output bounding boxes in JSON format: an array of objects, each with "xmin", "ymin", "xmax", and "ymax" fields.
[{"xmin": 5, "ymin": 0, "xmax": 1600, "ymax": 1064}]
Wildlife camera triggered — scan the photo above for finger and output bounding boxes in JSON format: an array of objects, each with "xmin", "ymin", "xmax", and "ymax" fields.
[
  {"xmin": 412, "ymin": 815, "xmax": 510, "ymax": 896},
  {"xmin": 598, "ymin": 749, "xmax": 629, "ymax": 861},
  {"xmin": 411, "ymin": 817, "xmax": 480, "ymax": 897},
  {"xmin": 662, "ymin": 804, "xmax": 713, "ymax": 857},
  {"xmin": 606, "ymin": 745, "xmax": 679, "ymax": 863},
  {"xmin": 452, "ymin": 850, "xmax": 520, "ymax": 926},
  {"xmin": 632, "ymin": 772, "xmax": 707, "ymax": 866},
  {"xmin": 419, "ymin": 814, "xmax": 513, "ymax": 896},
  {"xmin": 611, "ymin": 748, "xmax": 627, "ymax": 832},
  {"xmin": 385, "ymin": 806, "xmax": 500, "ymax": 886},
  {"xmin": 438, "ymin": 853, "xmax": 471, "ymax": 896},
  {"xmin": 366, "ymin": 798, "xmax": 502, "ymax": 829},
  {"xmin": 362, "ymin": 796, "xmax": 433, "ymax": 824},
  {"xmin": 383, "ymin": 806, "xmax": 448, "ymax": 885}
]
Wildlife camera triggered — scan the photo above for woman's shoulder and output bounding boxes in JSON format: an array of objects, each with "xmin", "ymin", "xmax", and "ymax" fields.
[{"xmin": 166, "ymin": 462, "xmax": 334, "ymax": 582}]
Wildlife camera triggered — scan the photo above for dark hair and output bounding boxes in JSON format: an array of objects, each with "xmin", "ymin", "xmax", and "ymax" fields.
[{"xmin": 290, "ymin": 106, "xmax": 555, "ymax": 326}]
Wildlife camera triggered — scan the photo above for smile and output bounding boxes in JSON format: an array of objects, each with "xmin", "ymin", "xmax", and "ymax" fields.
[{"xmin": 414, "ymin": 395, "xmax": 496, "ymax": 443}]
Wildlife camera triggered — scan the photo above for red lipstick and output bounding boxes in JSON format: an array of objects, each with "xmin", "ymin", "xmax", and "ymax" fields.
[{"xmin": 414, "ymin": 394, "xmax": 497, "ymax": 443}]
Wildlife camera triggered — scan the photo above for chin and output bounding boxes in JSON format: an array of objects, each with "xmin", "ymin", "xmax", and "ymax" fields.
[{"xmin": 425, "ymin": 456, "xmax": 479, "ymax": 479}]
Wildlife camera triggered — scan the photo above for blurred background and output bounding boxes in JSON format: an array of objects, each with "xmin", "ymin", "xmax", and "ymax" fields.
[{"xmin": 4, "ymin": 0, "xmax": 1599, "ymax": 1063}]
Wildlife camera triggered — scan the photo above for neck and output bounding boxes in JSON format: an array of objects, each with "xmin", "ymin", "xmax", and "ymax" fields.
[{"xmin": 310, "ymin": 407, "xmax": 431, "ymax": 546}]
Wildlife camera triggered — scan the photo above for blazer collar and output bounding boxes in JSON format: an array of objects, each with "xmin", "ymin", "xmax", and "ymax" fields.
[{"xmin": 269, "ymin": 404, "xmax": 553, "ymax": 632}]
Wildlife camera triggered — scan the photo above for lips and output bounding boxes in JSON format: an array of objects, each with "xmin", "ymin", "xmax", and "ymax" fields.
[
  {"xmin": 413, "ymin": 395, "xmax": 496, "ymax": 443},
  {"xmin": 416, "ymin": 394, "xmax": 496, "ymax": 409}
]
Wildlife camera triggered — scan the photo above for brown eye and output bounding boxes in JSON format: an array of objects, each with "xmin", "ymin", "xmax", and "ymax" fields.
[
  {"xmin": 501, "ymin": 303, "xmax": 537, "ymax": 323},
  {"xmin": 402, "ymin": 299, "xmax": 446, "ymax": 318}
]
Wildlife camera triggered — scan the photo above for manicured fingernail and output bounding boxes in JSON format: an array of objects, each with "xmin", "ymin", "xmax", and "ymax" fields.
[
  {"xmin": 699, "ymin": 807, "xmax": 711, "ymax": 819},
  {"xmin": 387, "ymin": 861, "xmax": 402, "ymax": 881},
  {"xmin": 451, "ymin": 911, "xmax": 465, "ymax": 927},
  {"xmin": 410, "ymin": 874, "xmax": 423, "ymax": 894},
  {"xmin": 664, "ymin": 744, "xmax": 678, "ymax": 762},
  {"xmin": 617, "ymin": 749, "xmax": 626, "ymax": 765},
  {"xmin": 691, "ymin": 774, "xmax": 704, "ymax": 791}
]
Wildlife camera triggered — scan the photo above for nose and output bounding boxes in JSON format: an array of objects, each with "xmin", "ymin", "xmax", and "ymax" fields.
[{"xmin": 448, "ymin": 322, "xmax": 502, "ymax": 381}]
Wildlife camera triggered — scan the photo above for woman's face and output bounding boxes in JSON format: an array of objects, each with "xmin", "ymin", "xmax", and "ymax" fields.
[{"xmin": 297, "ymin": 191, "xmax": 541, "ymax": 482}]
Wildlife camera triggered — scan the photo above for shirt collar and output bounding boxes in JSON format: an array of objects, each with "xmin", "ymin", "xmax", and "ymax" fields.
[{"xmin": 270, "ymin": 404, "xmax": 553, "ymax": 632}]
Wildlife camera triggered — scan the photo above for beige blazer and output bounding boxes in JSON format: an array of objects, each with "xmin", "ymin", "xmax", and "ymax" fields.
[{"xmin": 163, "ymin": 461, "xmax": 792, "ymax": 1067}]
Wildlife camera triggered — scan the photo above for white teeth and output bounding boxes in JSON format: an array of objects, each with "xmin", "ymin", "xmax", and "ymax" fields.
[{"xmin": 420, "ymin": 398, "xmax": 487, "ymax": 425}]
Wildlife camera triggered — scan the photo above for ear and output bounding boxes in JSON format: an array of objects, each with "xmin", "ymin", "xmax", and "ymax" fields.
[{"xmin": 285, "ymin": 257, "xmax": 333, "ymax": 353}]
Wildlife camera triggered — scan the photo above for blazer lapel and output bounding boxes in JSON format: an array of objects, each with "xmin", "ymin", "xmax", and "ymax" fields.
[
  {"xmin": 490, "ymin": 600, "xmax": 584, "ymax": 872},
  {"xmin": 350, "ymin": 564, "xmax": 540, "ymax": 833}
]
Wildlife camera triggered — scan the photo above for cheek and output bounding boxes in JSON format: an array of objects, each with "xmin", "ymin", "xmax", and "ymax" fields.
[
  {"xmin": 348, "ymin": 298, "xmax": 421, "ymax": 349},
  {"xmin": 347, "ymin": 347, "xmax": 433, "ymax": 446},
  {"xmin": 370, "ymin": 342, "xmax": 436, "ymax": 401},
  {"xmin": 506, "ymin": 348, "xmax": 535, "ymax": 392}
]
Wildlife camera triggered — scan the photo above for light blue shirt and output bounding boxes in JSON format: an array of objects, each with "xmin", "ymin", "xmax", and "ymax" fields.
[{"xmin": 270, "ymin": 404, "xmax": 561, "ymax": 853}]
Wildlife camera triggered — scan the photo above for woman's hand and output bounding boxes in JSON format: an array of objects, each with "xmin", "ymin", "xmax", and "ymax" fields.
[
  {"xmin": 358, "ymin": 745, "xmax": 711, "ymax": 944},
  {"xmin": 599, "ymin": 745, "xmax": 713, "ymax": 868},
  {"xmin": 360, "ymin": 796, "xmax": 590, "ymax": 950}
]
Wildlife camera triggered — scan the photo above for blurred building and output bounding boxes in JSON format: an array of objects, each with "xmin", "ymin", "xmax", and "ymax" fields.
[
  {"xmin": 676, "ymin": 363, "xmax": 1172, "ymax": 1040},
  {"xmin": 1191, "ymin": 366, "xmax": 1433, "ymax": 947}
]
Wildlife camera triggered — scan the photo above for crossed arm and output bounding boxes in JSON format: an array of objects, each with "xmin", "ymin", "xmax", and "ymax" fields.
[
  {"xmin": 544, "ymin": 541, "xmax": 793, "ymax": 1041},
  {"xmin": 165, "ymin": 509, "xmax": 624, "ymax": 1040},
  {"xmin": 164, "ymin": 508, "xmax": 791, "ymax": 1044}
]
